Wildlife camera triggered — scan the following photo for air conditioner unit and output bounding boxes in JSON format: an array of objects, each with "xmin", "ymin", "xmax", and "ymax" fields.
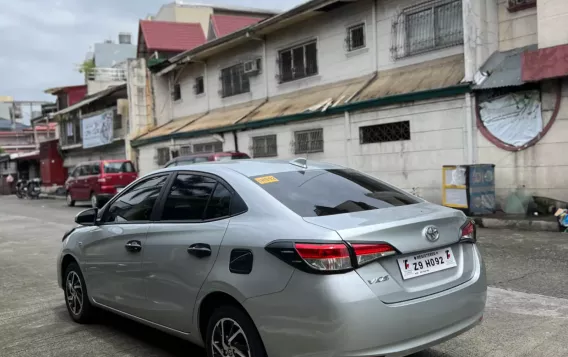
[{"xmin": 244, "ymin": 59, "xmax": 260, "ymax": 75}]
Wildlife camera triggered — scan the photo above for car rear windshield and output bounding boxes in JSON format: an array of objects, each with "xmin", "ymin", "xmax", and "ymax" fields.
[
  {"xmin": 251, "ymin": 169, "xmax": 419, "ymax": 217},
  {"xmin": 103, "ymin": 161, "xmax": 136, "ymax": 173}
]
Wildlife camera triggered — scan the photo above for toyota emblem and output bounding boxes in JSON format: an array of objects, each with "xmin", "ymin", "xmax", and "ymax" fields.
[{"xmin": 423, "ymin": 226, "xmax": 440, "ymax": 242}]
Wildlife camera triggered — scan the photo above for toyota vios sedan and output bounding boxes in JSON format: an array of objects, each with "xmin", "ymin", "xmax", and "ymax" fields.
[{"xmin": 57, "ymin": 159, "xmax": 486, "ymax": 357}]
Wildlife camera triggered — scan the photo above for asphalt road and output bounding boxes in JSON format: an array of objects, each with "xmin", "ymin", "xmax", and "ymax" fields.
[{"xmin": 0, "ymin": 196, "xmax": 567, "ymax": 357}]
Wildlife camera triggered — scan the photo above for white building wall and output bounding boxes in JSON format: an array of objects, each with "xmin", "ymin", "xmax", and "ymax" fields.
[
  {"xmin": 376, "ymin": 0, "xmax": 465, "ymax": 71},
  {"xmin": 476, "ymin": 79, "xmax": 568, "ymax": 204},
  {"xmin": 498, "ymin": 0, "xmax": 538, "ymax": 51},
  {"xmin": 537, "ymin": 0, "xmax": 568, "ymax": 49},
  {"xmin": 265, "ymin": 0, "xmax": 375, "ymax": 97}
]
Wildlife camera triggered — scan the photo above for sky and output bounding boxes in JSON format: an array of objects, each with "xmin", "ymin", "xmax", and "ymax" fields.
[{"xmin": 0, "ymin": 0, "xmax": 301, "ymax": 102}]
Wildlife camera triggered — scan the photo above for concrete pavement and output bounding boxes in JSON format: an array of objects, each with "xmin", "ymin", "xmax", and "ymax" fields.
[{"xmin": 0, "ymin": 196, "xmax": 567, "ymax": 357}]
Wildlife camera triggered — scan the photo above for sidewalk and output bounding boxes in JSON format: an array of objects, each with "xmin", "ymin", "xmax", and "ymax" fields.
[{"xmin": 471, "ymin": 213, "xmax": 561, "ymax": 232}]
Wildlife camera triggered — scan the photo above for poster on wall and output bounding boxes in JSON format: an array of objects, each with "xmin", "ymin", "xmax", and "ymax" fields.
[
  {"xmin": 82, "ymin": 110, "xmax": 114, "ymax": 149},
  {"xmin": 478, "ymin": 90, "xmax": 542, "ymax": 147}
]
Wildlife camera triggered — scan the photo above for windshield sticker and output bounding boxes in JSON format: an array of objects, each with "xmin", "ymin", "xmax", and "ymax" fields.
[{"xmin": 255, "ymin": 176, "xmax": 279, "ymax": 184}]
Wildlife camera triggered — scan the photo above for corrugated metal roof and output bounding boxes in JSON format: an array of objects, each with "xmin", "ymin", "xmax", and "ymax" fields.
[
  {"xmin": 211, "ymin": 14, "xmax": 266, "ymax": 38},
  {"xmin": 136, "ymin": 112, "xmax": 205, "ymax": 140},
  {"xmin": 178, "ymin": 100, "xmax": 266, "ymax": 133},
  {"xmin": 140, "ymin": 20, "xmax": 206, "ymax": 52},
  {"xmin": 354, "ymin": 55, "xmax": 465, "ymax": 102},
  {"xmin": 473, "ymin": 44, "xmax": 537, "ymax": 90},
  {"xmin": 241, "ymin": 74, "xmax": 374, "ymax": 124}
]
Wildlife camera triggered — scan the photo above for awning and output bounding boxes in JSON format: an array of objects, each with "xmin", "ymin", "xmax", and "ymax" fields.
[
  {"xmin": 178, "ymin": 100, "xmax": 266, "ymax": 133},
  {"xmin": 53, "ymin": 84, "xmax": 126, "ymax": 116},
  {"xmin": 473, "ymin": 45, "xmax": 537, "ymax": 90},
  {"xmin": 10, "ymin": 150, "xmax": 40, "ymax": 161},
  {"xmin": 355, "ymin": 55, "xmax": 465, "ymax": 101},
  {"xmin": 135, "ymin": 112, "xmax": 206, "ymax": 140},
  {"xmin": 522, "ymin": 43, "xmax": 568, "ymax": 82},
  {"xmin": 239, "ymin": 74, "xmax": 374, "ymax": 124}
]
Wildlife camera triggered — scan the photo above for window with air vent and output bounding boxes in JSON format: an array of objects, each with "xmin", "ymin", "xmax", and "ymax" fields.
[
  {"xmin": 360, "ymin": 121, "xmax": 411, "ymax": 144},
  {"xmin": 220, "ymin": 64, "xmax": 250, "ymax": 97}
]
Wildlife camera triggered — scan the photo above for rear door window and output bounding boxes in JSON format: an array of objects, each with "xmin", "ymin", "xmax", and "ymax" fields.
[
  {"xmin": 251, "ymin": 169, "xmax": 419, "ymax": 217},
  {"xmin": 161, "ymin": 174, "xmax": 217, "ymax": 221}
]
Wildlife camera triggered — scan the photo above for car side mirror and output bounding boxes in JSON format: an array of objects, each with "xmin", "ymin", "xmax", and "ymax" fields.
[{"xmin": 75, "ymin": 208, "xmax": 98, "ymax": 226}]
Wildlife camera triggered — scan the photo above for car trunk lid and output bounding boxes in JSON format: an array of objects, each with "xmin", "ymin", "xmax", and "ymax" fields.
[{"xmin": 303, "ymin": 202, "xmax": 476, "ymax": 303}]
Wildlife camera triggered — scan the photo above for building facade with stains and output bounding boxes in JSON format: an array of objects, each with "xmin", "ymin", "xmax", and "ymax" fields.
[{"xmin": 130, "ymin": 0, "xmax": 568, "ymax": 208}]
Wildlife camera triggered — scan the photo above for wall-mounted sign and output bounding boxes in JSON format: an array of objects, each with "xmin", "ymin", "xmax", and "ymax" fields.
[{"xmin": 82, "ymin": 110, "xmax": 113, "ymax": 149}]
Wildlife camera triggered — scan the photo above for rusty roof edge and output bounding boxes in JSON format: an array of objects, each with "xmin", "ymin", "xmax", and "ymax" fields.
[
  {"xmin": 131, "ymin": 83, "xmax": 471, "ymax": 148},
  {"xmin": 345, "ymin": 72, "xmax": 378, "ymax": 104},
  {"xmin": 171, "ymin": 111, "xmax": 210, "ymax": 134}
]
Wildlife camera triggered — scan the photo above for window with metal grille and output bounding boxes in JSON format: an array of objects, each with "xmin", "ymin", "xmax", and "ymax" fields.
[
  {"xmin": 360, "ymin": 121, "xmax": 411, "ymax": 144},
  {"xmin": 346, "ymin": 23, "xmax": 366, "ymax": 51},
  {"xmin": 193, "ymin": 142, "xmax": 223, "ymax": 153},
  {"xmin": 220, "ymin": 64, "xmax": 250, "ymax": 97},
  {"xmin": 180, "ymin": 146, "xmax": 192, "ymax": 156},
  {"xmin": 278, "ymin": 41, "xmax": 318, "ymax": 83},
  {"xmin": 507, "ymin": 0, "xmax": 536, "ymax": 12},
  {"xmin": 295, "ymin": 129, "xmax": 324, "ymax": 154},
  {"xmin": 252, "ymin": 135, "xmax": 277, "ymax": 157},
  {"xmin": 194, "ymin": 76, "xmax": 204, "ymax": 95},
  {"xmin": 156, "ymin": 148, "xmax": 171, "ymax": 166},
  {"xmin": 391, "ymin": 0, "xmax": 463, "ymax": 60}
]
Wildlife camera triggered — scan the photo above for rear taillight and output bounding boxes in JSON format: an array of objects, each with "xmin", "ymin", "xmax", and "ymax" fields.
[
  {"xmin": 352, "ymin": 243, "xmax": 396, "ymax": 266},
  {"xmin": 295, "ymin": 243, "xmax": 352, "ymax": 271},
  {"xmin": 266, "ymin": 241, "xmax": 397, "ymax": 274},
  {"xmin": 459, "ymin": 220, "xmax": 476, "ymax": 243}
]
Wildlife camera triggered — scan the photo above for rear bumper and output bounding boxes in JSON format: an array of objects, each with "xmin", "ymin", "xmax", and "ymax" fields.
[{"xmin": 243, "ymin": 244, "xmax": 486, "ymax": 357}]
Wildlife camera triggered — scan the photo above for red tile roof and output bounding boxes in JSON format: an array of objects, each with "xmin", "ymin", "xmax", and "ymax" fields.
[
  {"xmin": 211, "ymin": 14, "xmax": 266, "ymax": 38},
  {"xmin": 140, "ymin": 20, "xmax": 206, "ymax": 52}
]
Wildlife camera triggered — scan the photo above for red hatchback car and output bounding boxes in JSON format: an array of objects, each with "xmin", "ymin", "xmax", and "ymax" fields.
[{"xmin": 65, "ymin": 160, "xmax": 138, "ymax": 208}]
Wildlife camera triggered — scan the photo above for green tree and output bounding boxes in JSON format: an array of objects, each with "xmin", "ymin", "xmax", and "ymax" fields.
[{"xmin": 78, "ymin": 59, "xmax": 95, "ymax": 78}]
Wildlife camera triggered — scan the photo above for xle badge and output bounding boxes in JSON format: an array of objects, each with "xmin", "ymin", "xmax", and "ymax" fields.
[{"xmin": 367, "ymin": 275, "xmax": 389, "ymax": 285}]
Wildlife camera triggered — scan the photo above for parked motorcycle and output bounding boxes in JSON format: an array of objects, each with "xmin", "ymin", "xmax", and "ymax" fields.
[
  {"xmin": 27, "ymin": 178, "xmax": 42, "ymax": 199},
  {"xmin": 15, "ymin": 179, "xmax": 28, "ymax": 199}
]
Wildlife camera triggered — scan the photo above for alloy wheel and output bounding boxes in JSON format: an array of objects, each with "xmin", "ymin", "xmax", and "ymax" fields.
[
  {"xmin": 211, "ymin": 318, "xmax": 251, "ymax": 357},
  {"xmin": 65, "ymin": 271, "xmax": 83, "ymax": 316}
]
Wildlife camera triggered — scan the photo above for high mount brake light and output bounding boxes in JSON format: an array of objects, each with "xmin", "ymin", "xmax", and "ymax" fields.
[
  {"xmin": 265, "ymin": 241, "xmax": 397, "ymax": 274},
  {"xmin": 459, "ymin": 220, "xmax": 476, "ymax": 243}
]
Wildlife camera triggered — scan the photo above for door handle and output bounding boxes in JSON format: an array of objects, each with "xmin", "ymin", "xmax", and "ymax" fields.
[
  {"xmin": 125, "ymin": 240, "xmax": 142, "ymax": 253},
  {"xmin": 187, "ymin": 243, "xmax": 211, "ymax": 258}
]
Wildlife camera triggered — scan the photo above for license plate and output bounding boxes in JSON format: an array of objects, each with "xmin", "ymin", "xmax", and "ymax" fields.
[
  {"xmin": 116, "ymin": 187, "xmax": 124, "ymax": 193},
  {"xmin": 397, "ymin": 247, "xmax": 457, "ymax": 280}
]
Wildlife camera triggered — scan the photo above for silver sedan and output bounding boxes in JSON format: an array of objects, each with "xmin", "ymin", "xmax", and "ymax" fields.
[{"xmin": 57, "ymin": 159, "xmax": 486, "ymax": 357}]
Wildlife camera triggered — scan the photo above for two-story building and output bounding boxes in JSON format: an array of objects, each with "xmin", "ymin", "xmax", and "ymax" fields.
[{"xmin": 130, "ymin": 0, "xmax": 568, "ymax": 208}]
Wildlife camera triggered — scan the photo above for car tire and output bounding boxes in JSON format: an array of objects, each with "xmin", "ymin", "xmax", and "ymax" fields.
[
  {"xmin": 63, "ymin": 262, "xmax": 94, "ymax": 324},
  {"xmin": 66, "ymin": 193, "xmax": 75, "ymax": 207},
  {"xmin": 206, "ymin": 305, "xmax": 267, "ymax": 357},
  {"xmin": 90, "ymin": 193, "xmax": 98, "ymax": 209}
]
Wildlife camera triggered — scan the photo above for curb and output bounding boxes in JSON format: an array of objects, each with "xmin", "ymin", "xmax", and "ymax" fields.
[
  {"xmin": 471, "ymin": 217, "xmax": 560, "ymax": 232},
  {"xmin": 40, "ymin": 194, "xmax": 67, "ymax": 200}
]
